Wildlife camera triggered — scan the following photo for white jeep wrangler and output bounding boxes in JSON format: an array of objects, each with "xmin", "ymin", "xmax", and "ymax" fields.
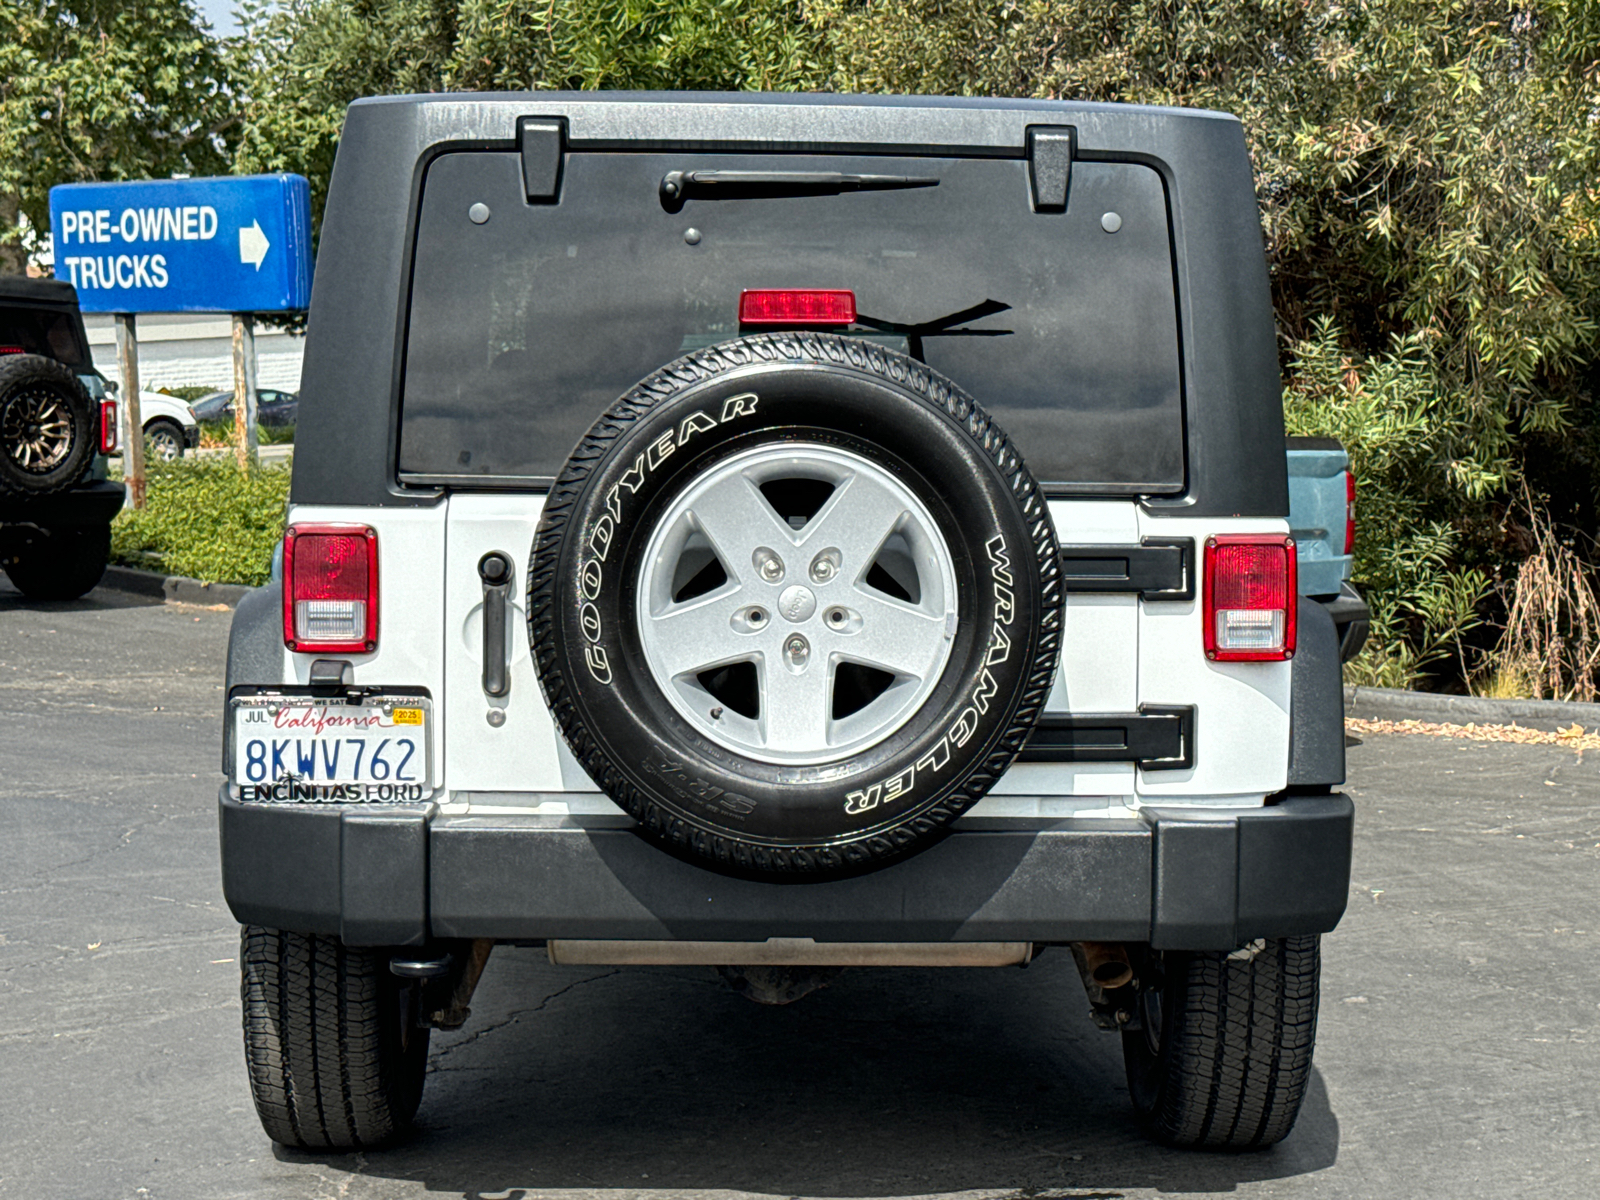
[{"xmin": 221, "ymin": 92, "xmax": 1352, "ymax": 1152}]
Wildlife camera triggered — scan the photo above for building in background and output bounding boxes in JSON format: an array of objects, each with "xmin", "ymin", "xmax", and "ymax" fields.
[{"xmin": 82, "ymin": 312, "xmax": 304, "ymax": 393}]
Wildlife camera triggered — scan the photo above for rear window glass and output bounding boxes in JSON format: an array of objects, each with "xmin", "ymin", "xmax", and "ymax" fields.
[
  {"xmin": 0, "ymin": 307, "xmax": 90, "ymax": 367},
  {"xmin": 400, "ymin": 151, "xmax": 1183, "ymax": 493}
]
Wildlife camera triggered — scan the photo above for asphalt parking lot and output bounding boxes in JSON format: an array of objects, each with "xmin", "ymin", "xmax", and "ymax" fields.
[{"xmin": 2, "ymin": 577, "xmax": 1597, "ymax": 1200}]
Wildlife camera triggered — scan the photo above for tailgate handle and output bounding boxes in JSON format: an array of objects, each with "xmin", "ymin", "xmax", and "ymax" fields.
[{"xmin": 478, "ymin": 552, "xmax": 514, "ymax": 699}]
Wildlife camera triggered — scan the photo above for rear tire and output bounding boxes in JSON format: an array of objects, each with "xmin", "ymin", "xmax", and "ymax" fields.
[
  {"xmin": 1121, "ymin": 936, "xmax": 1321, "ymax": 1149},
  {"xmin": 3, "ymin": 523, "xmax": 110, "ymax": 600},
  {"xmin": 240, "ymin": 926, "xmax": 429, "ymax": 1149}
]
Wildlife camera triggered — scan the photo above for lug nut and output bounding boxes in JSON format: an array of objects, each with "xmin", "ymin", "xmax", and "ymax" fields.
[
  {"xmin": 734, "ymin": 606, "xmax": 769, "ymax": 633},
  {"xmin": 809, "ymin": 548, "xmax": 841, "ymax": 584},
  {"xmin": 784, "ymin": 634, "xmax": 810, "ymax": 671},
  {"xmin": 753, "ymin": 547, "xmax": 785, "ymax": 583}
]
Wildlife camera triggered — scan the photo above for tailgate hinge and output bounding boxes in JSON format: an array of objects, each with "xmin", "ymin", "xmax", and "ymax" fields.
[
  {"xmin": 1022, "ymin": 705, "xmax": 1195, "ymax": 771},
  {"xmin": 1059, "ymin": 537, "xmax": 1194, "ymax": 600}
]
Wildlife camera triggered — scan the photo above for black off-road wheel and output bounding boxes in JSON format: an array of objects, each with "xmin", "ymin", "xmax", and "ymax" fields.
[
  {"xmin": 0, "ymin": 353, "xmax": 95, "ymax": 494},
  {"xmin": 2, "ymin": 523, "xmax": 111, "ymax": 600},
  {"xmin": 240, "ymin": 926, "xmax": 429, "ymax": 1149},
  {"xmin": 1122, "ymin": 936, "xmax": 1322, "ymax": 1150},
  {"xmin": 529, "ymin": 333, "xmax": 1062, "ymax": 879}
]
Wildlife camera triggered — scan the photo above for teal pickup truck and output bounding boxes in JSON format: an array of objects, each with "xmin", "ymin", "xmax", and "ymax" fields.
[{"xmin": 1288, "ymin": 436, "xmax": 1370, "ymax": 662}]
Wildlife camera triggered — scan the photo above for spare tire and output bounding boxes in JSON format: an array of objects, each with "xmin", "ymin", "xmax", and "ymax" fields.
[
  {"xmin": 0, "ymin": 354, "xmax": 96, "ymax": 494},
  {"xmin": 529, "ymin": 334, "xmax": 1062, "ymax": 877}
]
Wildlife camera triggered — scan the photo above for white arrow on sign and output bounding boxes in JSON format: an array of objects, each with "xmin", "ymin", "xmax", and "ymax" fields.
[{"xmin": 239, "ymin": 221, "xmax": 270, "ymax": 270}]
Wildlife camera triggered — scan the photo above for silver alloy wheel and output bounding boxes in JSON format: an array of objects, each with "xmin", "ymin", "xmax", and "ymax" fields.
[
  {"xmin": 1, "ymin": 388, "xmax": 74, "ymax": 473},
  {"xmin": 636, "ymin": 442, "xmax": 958, "ymax": 766},
  {"xmin": 147, "ymin": 423, "xmax": 183, "ymax": 461}
]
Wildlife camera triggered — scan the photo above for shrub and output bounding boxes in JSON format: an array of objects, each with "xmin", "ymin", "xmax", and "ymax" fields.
[
  {"xmin": 1283, "ymin": 319, "xmax": 1492, "ymax": 688},
  {"xmin": 196, "ymin": 419, "xmax": 295, "ymax": 449},
  {"xmin": 111, "ymin": 457, "xmax": 291, "ymax": 586},
  {"xmin": 1485, "ymin": 485, "xmax": 1600, "ymax": 701}
]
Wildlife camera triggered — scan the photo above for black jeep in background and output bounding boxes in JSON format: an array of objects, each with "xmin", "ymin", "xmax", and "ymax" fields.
[{"xmin": 0, "ymin": 276, "xmax": 124, "ymax": 600}]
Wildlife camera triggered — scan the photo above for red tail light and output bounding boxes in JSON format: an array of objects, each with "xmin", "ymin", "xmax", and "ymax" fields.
[
  {"xmin": 1344, "ymin": 470, "xmax": 1357, "ymax": 557},
  {"xmin": 99, "ymin": 401, "xmax": 119, "ymax": 453},
  {"xmin": 739, "ymin": 289, "xmax": 856, "ymax": 326},
  {"xmin": 282, "ymin": 524, "xmax": 378, "ymax": 653},
  {"xmin": 1203, "ymin": 535, "xmax": 1297, "ymax": 662}
]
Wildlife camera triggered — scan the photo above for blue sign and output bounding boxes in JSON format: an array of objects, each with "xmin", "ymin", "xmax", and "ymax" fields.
[{"xmin": 48, "ymin": 175, "xmax": 312, "ymax": 313}]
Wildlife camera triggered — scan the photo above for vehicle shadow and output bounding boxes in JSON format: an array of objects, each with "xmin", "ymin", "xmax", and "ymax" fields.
[
  {"xmin": 0, "ymin": 578, "xmax": 162, "ymax": 610},
  {"xmin": 278, "ymin": 947, "xmax": 1339, "ymax": 1197}
]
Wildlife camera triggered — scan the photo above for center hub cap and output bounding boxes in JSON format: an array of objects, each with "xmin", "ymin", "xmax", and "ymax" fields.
[{"xmin": 778, "ymin": 584, "xmax": 817, "ymax": 622}]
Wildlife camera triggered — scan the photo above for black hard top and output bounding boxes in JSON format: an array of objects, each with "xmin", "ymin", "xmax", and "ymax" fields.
[
  {"xmin": 291, "ymin": 92, "xmax": 1288, "ymax": 518},
  {"xmin": 0, "ymin": 276, "xmax": 80, "ymax": 309}
]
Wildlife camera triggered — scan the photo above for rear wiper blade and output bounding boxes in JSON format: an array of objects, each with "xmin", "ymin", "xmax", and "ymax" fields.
[
  {"xmin": 854, "ymin": 299, "xmax": 1015, "ymax": 362},
  {"xmin": 660, "ymin": 170, "xmax": 939, "ymax": 210}
]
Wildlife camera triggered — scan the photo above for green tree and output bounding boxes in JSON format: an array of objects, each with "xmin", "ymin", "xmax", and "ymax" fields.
[
  {"xmin": 820, "ymin": 0, "xmax": 1600, "ymax": 686},
  {"xmin": 228, "ymin": 0, "xmax": 830, "ymax": 247},
  {"xmin": 0, "ymin": 0, "xmax": 235, "ymax": 274},
  {"xmin": 215, "ymin": 0, "xmax": 1600, "ymax": 689}
]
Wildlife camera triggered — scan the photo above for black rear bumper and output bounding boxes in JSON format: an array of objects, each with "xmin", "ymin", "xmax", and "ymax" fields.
[
  {"xmin": 0, "ymin": 479, "xmax": 124, "ymax": 527},
  {"xmin": 218, "ymin": 790, "xmax": 1353, "ymax": 952}
]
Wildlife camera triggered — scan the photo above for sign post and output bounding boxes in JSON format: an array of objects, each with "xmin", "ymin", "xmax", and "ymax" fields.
[
  {"xmin": 49, "ymin": 175, "xmax": 312, "ymax": 470},
  {"xmin": 114, "ymin": 315, "xmax": 145, "ymax": 507},
  {"xmin": 231, "ymin": 314, "xmax": 260, "ymax": 467}
]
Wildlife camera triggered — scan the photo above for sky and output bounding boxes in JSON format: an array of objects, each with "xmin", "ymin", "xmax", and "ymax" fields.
[{"xmin": 196, "ymin": 0, "xmax": 242, "ymax": 38}]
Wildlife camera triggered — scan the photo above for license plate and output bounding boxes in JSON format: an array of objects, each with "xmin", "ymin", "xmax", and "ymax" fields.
[{"xmin": 231, "ymin": 695, "xmax": 431, "ymax": 800}]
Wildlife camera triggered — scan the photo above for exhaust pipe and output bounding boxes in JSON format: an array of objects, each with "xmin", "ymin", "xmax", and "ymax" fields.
[{"xmin": 1072, "ymin": 941, "xmax": 1133, "ymax": 990}]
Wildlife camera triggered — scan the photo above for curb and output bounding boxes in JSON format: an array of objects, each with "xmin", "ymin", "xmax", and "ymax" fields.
[
  {"xmin": 1344, "ymin": 685, "xmax": 1600, "ymax": 734},
  {"xmin": 100, "ymin": 565, "xmax": 254, "ymax": 609}
]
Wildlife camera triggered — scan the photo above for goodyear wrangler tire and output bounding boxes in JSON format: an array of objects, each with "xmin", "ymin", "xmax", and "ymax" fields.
[
  {"xmin": 1122, "ymin": 936, "xmax": 1322, "ymax": 1149},
  {"xmin": 529, "ymin": 333, "xmax": 1061, "ymax": 878},
  {"xmin": 240, "ymin": 926, "xmax": 429, "ymax": 1149},
  {"xmin": 0, "ymin": 353, "xmax": 96, "ymax": 495}
]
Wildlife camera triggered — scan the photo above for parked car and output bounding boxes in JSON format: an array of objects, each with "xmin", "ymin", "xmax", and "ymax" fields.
[
  {"xmin": 192, "ymin": 387, "xmax": 298, "ymax": 427},
  {"xmin": 1288, "ymin": 437, "xmax": 1370, "ymax": 662},
  {"xmin": 0, "ymin": 275, "xmax": 123, "ymax": 599},
  {"xmin": 136, "ymin": 391, "xmax": 199, "ymax": 461},
  {"xmin": 221, "ymin": 93, "xmax": 1359, "ymax": 1153}
]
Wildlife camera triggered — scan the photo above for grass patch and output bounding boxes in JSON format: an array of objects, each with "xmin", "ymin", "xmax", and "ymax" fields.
[{"xmin": 111, "ymin": 456, "xmax": 291, "ymax": 586}]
